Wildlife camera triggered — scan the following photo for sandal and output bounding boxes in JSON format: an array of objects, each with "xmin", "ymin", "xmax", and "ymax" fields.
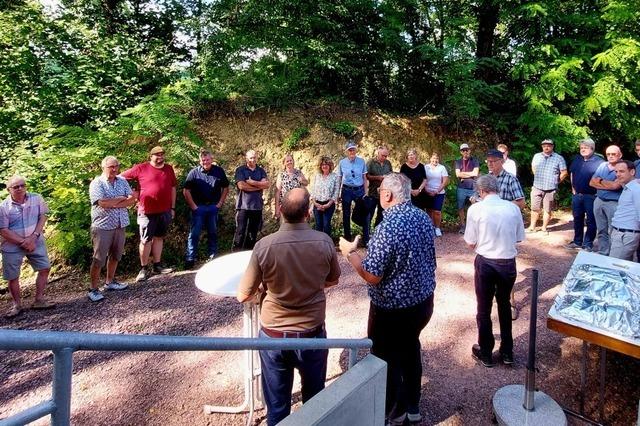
[{"xmin": 32, "ymin": 299, "xmax": 56, "ymax": 310}]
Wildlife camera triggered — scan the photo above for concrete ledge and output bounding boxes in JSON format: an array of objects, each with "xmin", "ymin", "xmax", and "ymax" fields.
[{"xmin": 279, "ymin": 354, "xmax": 387, "ymax": 426}]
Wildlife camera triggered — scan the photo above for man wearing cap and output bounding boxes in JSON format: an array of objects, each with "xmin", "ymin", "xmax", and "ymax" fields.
[
  {"xmin": 455, "ymin": 143, "xmax": 479, "ymax": 234},
  {"xmin": 232, "ymin": 149, "xmax": 270, "ymax": 251},
  {"xmin": 88, "ymin": 156, "xmax": 136, "ymax": 302},
  {"xmin": 565, "ymin": 139, "xmax": 603, "ymax": 252},
  {"xmin": 486, "ymin": 149, "xmax": 525, "ymax": 210},
  {"xmin": 121, "ymin": 146, "xmax": 177, "ymax": 282},
  {"xmin": 497, "ymin": 144, "xmax": 517, "ymax": 176},
  {"xmin": 527, "ymin": 139, "xmax": 567, "ymax": 233},
  {"xmin": 366, "ymin": 145, "xmax": 393, "ymax": 227},
  {"xmin": 337, "ymin": 140, "xmax": 369, "ymax": 245},
  {"xmin": 0, "ymin": 175, "xmax": 55, "ymax": 318},
  {"xmin": 608, "ymin": 160, "xmax": 640, "ymax": 261},
  {"xmin": 588, "ymin": 145, "xmax": 623, "ymax": 255},
  {"xmin": 183, "ymin": 149, "xmax": 230, "ymax": 268},
  {"xmin": 237, "ymin": 188, "xmax": 340, "ymax": 425}
]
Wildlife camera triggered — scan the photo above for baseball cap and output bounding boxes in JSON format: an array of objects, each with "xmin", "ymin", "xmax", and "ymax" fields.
[
  {"xmin": 150, "ymin": 146, "xmax": 165, "ymax": 155},
  {"xmin": 486, "ymin": 149, "xmax": 503, "ymax": 159},
  {"xmin": 541, "ymin": 139, "xmax": 554, "ymax": 146},
  {"xmin": 459, "ymin": 143, "xmax": 470, "ymax": 150},
  {"xmin": 345, "ymin": 140, "xmax": 357, "ymax": 150}
]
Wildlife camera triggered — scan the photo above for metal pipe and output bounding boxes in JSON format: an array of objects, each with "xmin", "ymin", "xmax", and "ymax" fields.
[
  {"xmin": 348, "ymin": 348, "xmax": 358, "ymax": 368},
  {"xmin": 0, "ymin": 330, "xmax": 371, "ymax": 352},
  {"xmin": 523, "ymin": 268, "xmax": 539, "ymax": 411},
  {"xmin": 51, "ymin": 348, "xmax": 74, "ymax": 426},
  {"xmin": 0, "ymin": 400, "xmax": 55, "ymax": 426}
]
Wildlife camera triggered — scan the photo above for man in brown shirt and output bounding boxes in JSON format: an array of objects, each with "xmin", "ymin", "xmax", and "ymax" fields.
[{"xmin": 237, "ymin": 187, "xmax": 340, "ymax": 425}]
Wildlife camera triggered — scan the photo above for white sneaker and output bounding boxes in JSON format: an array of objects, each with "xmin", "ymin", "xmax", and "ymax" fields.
[
  {"xmin": 435, "ymin": 228, "xmax": 442, "ymax": 237},
  {"xmin": 407, "ymin": 411, "xmax": 422, "ymax": 422},
  {"xmin": 88, "ymin": 289, "xmax": 105, "ymax": 302},
  {"xmin": 105, "ymin": 281, "xmax": 128, "ymax": 291}
]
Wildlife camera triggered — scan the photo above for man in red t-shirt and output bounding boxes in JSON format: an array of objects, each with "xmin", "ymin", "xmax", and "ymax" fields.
[{"xmin": 121, "ymin": 146, "xmax": 177, "ymax": 282}]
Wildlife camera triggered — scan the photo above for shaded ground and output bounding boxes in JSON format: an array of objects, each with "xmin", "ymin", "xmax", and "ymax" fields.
[{"xmin": 1, "ymin": 212, "xmax": 639, "ymax": 425}]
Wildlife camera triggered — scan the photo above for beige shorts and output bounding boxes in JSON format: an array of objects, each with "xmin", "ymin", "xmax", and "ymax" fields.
[{"xmin": 91, "ymin": 227, "xmax": 126, "ymax": 267}]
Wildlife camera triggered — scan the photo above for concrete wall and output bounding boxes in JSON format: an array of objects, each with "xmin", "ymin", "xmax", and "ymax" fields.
[{"xmin": 279, "ymin": 354, "xmax": 387, "ymax": 426}]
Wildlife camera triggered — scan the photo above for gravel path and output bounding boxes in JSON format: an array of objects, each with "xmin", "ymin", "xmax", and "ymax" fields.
[{"xmin": 1, "ymin": 212, "xmax": 639, "ymax": 425}]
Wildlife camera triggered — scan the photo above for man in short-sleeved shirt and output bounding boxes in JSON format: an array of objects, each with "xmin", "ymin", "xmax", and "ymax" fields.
[
  {"xmin": 339, "ymin": 173, "xmax": 436, "ymax": 424},
  {"xmin": 0, "ymin": 176, "xmax": 55, "ymax": 318},
  {"xmin": 121, "ymin": 145, "xmax": 177, "ymax": 281},
  {"xmin": 566, "ymin": 139, "xmax": 603, "ymax": 252},
  {"xmin": 88, "ymin": 156, "xmax": 135, "ymax": 302},
  {"xmin": 528, "ymin": 139, "xmax": 567, "ymax": 233},
  {"xmin": 588, "ymin": 145, "xmax": 623, "ymax": 255},
  {"xmin": 608, "ymin": 161, "xmax": 640, "ymax": 261},
  {"xmin": 337, "ymin": 140, "xmax": 369, "ymax": 245},
  {"xmin": 232, "ymin": 149, "xmax": 269, "ymax": 250},
  {"xmin": 183, "ymin": 150, "xmax": 229, "ymax": 268},
  {"xmin": 485, "ymin": 149, "xmax": 525, "ymax": 209},
  {"xmin": 455, "ymin": 143, "xmax": 479, "ymax": 233},
  {"xmin": 366, "ymin": 145, "xmax": 393, "ymax": 227},
  {"xmin": 237, "ymin": 188, "xmax": 340, "ymax": 425},
  {"xmin": 465, "ymin": 174, "xmax": 525, "ymax": 368}
]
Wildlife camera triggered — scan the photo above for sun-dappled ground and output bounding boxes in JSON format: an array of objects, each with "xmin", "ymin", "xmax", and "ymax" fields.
[{"xmin": 1, "ymin": 212, "xmax": 639, "ymax": 425}]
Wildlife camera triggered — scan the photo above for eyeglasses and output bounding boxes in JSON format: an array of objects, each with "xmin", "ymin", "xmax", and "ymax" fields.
[
  {"xmin": 460, "ymin": 149, "xmax": 470, "ymax": 152},
  {"xmin": 351, "ymin": 170, "xmax": 355, "ymax": 178},
  {"xmin": 10, "ymin": 184, "xmax": 26, "ymax": 189},
  {"xmin": 106, "ymin": 165, "xmax": 119, "ymax": 169},
  {"xmin": 605, "ymin": 153, "xmax": 618, "ymax": 156}
]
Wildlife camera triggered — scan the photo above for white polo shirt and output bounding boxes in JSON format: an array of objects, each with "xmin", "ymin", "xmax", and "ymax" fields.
[{"xmin": 464, "ymin": 194, "xmax": 525, "ymax": 259}]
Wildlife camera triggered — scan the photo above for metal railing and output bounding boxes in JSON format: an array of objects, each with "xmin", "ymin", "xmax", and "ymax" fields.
[{"xmin": 0, "ymin": 329, "xmax": 372, "ymax": 426}]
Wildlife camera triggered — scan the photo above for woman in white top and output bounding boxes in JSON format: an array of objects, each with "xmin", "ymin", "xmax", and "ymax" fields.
[{"xmin": 424, "ymin": 153, "xmax": 449, "ymax": 237}]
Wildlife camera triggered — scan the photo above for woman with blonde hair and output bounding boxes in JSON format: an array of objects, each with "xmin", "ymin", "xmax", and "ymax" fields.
[
  {"xmin": 274, "ymin": 154, "xmax": 308, "ymax": 219},
  {"xmin": 400, "ymin": 148, "xmax": 428, "ymax": 211}
]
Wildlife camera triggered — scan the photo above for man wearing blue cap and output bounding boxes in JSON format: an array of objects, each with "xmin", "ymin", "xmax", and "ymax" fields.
[{"xmin": 337, "ymin": 140, "xmax": 369, "ymax": 246}]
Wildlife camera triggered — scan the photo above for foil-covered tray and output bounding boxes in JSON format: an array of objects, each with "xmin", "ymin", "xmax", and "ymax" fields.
[{"xmin": 550, "ymin": 251, "xmax": 640, "ymax": 341}]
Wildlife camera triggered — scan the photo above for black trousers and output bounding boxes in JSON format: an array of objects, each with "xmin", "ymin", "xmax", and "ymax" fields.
[
  {"xmin": 367, "ymin": 295, "xmax": 434, "ymax": 417},
  {"xmin": 474, "ymin": 255, "xmax": 516, "ymax": 356},
  {"xmin": 232, "ymin": 209, "xmax": 262, "ymax": 250}
]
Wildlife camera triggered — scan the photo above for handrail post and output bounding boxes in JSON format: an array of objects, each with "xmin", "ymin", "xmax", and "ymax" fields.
[
  {"xmin": 51, "ymin": 347, "xmax": 74, "ymax": 426},
  {"xmin": 348, "ymin": 348, "xmax": 357, "ymax": 368}
]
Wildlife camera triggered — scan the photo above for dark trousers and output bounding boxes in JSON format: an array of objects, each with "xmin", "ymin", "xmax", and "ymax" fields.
[
  {"xmin": 259, "ymin": 329, "xmax": 328, "ymax": 426},
  {"xmin": 367, "ymin": 295, "xmax": 434, "ymax": 417},
  {"xmin": 474, "ymin": 255, "xmax": 516, "ymax": 356},
  {"xmin": 372, "ymin": 197, "xmax": 384, "ymax": 227},
  {"xmin": 232, "ymin": 209, "xmax": 262, "ymax": 251},
  {"xmin": 312, "ymin": 201, "xmax": 336, "ymax": 236},
  {"xmin": 571, "ymin": 194, "xmax": 596, "ymax": 249},
  {"xmin": 341, "ymin": 185, "xmax": 369, "ymax": 244}
]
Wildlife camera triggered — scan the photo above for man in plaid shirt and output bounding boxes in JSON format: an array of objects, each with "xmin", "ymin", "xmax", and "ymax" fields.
[
  {"xmin": 486, "ymin": 150, "xmax": 525, "ymax": 210},
  {"xmin": 527, "ymin": 139, "xmax": 567, "ymax": 233}
]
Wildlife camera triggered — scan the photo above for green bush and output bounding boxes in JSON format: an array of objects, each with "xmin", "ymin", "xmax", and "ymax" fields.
[
  {"xmin": 283, "ymin": 127, "xmax": 310, "ymax": 150},
  {"xmin": 326, "ymin": 120, "xmax": 357, "ymax": 137}
]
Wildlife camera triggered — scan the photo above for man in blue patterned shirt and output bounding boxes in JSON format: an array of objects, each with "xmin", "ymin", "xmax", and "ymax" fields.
[
  {"xmin": 339, "ymin": 173, "xmax": 436, "ymax": 425},
  {"xmin": 88, "ymin": 156, "xmax": 136, "ymax": 302}
]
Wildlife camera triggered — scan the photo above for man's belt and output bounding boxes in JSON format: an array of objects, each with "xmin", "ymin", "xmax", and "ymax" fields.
[
  {"xmin": 342, "ymin": 184, "xmax": 363, "ymax": 190},
  {"xmin": 261, "ymin": 324, "xmax": 324, "ymax": 338},
  {"xmin": 612, "ymin": 226, "xmax": 640, "ymax": 234}
]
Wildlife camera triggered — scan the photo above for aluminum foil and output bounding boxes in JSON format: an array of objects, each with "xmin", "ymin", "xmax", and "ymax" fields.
[{"xmin": 554, "ymin": 264, "xmax": 640, "ymax": 339}]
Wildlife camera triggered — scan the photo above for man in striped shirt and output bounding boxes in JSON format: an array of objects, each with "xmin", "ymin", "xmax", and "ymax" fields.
[{"xmin": 0, "ymin": 176, "xmax": 55, "ymax": 318}]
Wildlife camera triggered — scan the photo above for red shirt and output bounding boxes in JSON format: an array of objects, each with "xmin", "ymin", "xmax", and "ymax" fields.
[{"xmin": 121, "ymin": 163, "xmax": 177, "ymax": 214}]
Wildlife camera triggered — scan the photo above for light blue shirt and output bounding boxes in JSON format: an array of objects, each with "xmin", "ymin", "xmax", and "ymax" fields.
[
  {"xmin": 532, "ymin": 152, "xmax": 567, "ymax": 191},
  {"xmin": 593, "ymin": 162, "xmax": 622, "ymax": 201},
  {"xmin": 336, "ymin": 156, "xmax": 367, "ymax": 187},
  {"xmin": 611, "ymin": 180, "xmax": 640, "ymax": 230}
]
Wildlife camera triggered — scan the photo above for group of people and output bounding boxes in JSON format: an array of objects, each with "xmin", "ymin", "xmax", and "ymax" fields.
[{"xmin": 3, "ymin": 137, "xmax": 640, "ymax": 425}]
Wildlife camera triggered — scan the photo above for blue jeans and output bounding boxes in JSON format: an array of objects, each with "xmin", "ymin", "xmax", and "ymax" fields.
[
  {"xmin": 186, "ymin": 205, "xmax": 218, "ymax": 261},
  {"xmin": 259, "ymin": 329, "xmax": 328, "ymax": 425},
  {"xmin": 571, "ymin": 194, "xmax": 596, "ymax": 249},
  {"xmin": 313, "ymin": 202, "xmax": 336, "ymax": 236},
  {"xmin": 341, "ymin": 185, "xmax": 369, "ymax": 244}
]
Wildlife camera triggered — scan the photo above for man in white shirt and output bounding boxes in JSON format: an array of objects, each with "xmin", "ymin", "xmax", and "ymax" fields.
[
  {"xmin": 608, "ymin": 160, "xmax": 640, "ymax": 261},
  {"xmin": 464, "ymin": 175, "xmax": 525, "ymax": 368}
]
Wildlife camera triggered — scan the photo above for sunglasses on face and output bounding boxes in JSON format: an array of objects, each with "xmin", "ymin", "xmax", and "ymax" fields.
[{"xmin": 460, "ymin": 149, "xmax": 469, "ymax": 152}]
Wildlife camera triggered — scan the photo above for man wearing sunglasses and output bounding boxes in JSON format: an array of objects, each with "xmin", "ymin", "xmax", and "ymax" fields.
[
  {"xmin": 337, "ymin": 140, "xmax": 369, "ymax": 246},
  {"xmin": 121, "ymin": 145, "xmax": 177, "ymax": 282},
  {"xmin": 0, "ymin": 176, "xmax": 55, "ymax": 318}
]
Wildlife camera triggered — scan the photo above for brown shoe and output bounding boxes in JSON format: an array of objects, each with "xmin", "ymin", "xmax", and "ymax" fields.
[
  {"xmin": 32, "ymin": 299, "xmax": 56, "ymax": 310},
  {"xmin": 5, "ymin": 305, "xmax": 22, "ymax": 318}
]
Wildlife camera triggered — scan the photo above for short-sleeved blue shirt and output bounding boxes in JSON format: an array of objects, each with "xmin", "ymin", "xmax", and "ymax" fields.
[
  {"xmin": 234, "ymin": 165, "xmax": 268, "ymax": 210},
  {"xmin": 184, "ymin": 165, "xmax": 230, "ymax": 206},
  {"xmin": 362, "ymin": 201, "xmax": 436, "ymax": 309},
  {"xmin": 592, "ymin": 162, "xmax": 622, "ymax": 201},
  {"xmin": 336, "ymin": 156, "xmax": 367, "ymax": 187},
  {"xmin": 569, "ymin": 154, "xmax": 603, "ymax": 195}
]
